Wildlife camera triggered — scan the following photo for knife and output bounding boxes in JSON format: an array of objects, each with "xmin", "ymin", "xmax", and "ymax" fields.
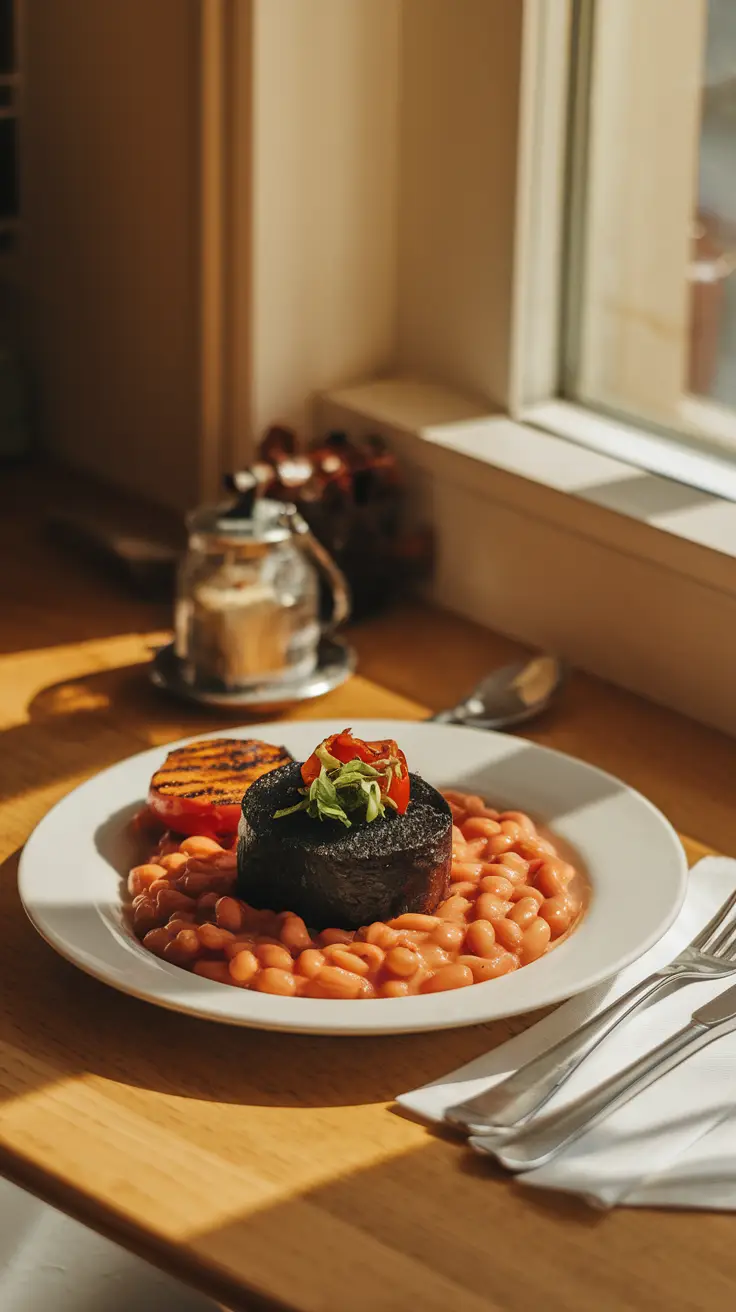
[{"xmin": 472, "ymin": 980, "xmax": 736, "ymax": 1173}]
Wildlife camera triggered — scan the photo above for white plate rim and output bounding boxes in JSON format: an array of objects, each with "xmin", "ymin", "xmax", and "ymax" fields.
[{"xmin": 18, "ymin": 719, "xmax": 688, "ymax": 1036}]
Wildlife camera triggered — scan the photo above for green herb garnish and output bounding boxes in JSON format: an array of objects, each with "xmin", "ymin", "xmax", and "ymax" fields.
[{"xmin": 274, "ymin": 756, "xmax": 401, "ymax": 828}]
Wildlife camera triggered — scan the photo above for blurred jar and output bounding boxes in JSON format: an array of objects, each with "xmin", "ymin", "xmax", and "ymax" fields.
[{"xmin": 174, "ymin": 487, "xmax": 349, "ymax": 691}]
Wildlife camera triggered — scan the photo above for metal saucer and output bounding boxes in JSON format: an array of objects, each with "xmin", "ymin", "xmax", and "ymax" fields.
[{"xmin": 150, "ymin": 636, "xmax": 356, "ymax": 712}]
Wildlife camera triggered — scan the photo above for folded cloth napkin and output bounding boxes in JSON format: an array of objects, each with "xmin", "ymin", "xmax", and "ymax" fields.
[{"xmin": 398, "ymin": 857, "xmax": 736, "ymax": 1209}]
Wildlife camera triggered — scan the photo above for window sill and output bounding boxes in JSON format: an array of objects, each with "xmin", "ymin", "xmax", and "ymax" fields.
[
  {"xmin": 679, "ymin": 394, "xmax": 736, "ymax": 458},
  {"xmin": 525, "ymin": 399, "xmax": 736, "ymax": 512},
  {"xmin": 318, "ymin": 378, "xmax": 736, "ymax": 737}
]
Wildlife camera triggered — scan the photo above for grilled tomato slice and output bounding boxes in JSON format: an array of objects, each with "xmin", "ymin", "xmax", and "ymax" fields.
[{"xmin": 147, "ymin": 737, "xmax": 292, "ymax": 838}]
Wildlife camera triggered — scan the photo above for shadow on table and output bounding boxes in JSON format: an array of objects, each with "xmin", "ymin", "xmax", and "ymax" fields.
[
  {"xmin": 0, "ymin": 662, "xmax": 259, "ymax": 809},
  {"xmin": 5, "ymin": 1092, "xmax": 606, "ymax": 1312},
  {"xmin": 175, "ymin": 1118, "xmax": 732, "ymax": 1312},
  {"xmin": 0, "ymin": 462, "xmax": 179, "ymax": 657}
]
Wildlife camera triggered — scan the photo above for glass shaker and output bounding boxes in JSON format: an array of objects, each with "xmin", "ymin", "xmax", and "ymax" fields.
[{"xmin": 174, "ymin": 477, "xmax": 350, "ymax": 691}]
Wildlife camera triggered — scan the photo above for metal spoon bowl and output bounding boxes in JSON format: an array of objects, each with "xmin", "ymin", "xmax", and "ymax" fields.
[{"xmin": 431, "ymin": 655, "xmax": 565, "ymax": 731}]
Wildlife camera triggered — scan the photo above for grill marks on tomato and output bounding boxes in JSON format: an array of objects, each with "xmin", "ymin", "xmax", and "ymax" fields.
[
  {"xmin": 151, "ymin": 740, "xmax": 292, "ymax": 806},
  {"xmin": 147, "ymin": 738, "xmax": 293, "ymax": 837}
]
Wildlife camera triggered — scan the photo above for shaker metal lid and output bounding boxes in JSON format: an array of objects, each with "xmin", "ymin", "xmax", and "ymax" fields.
[{"xmin": 187, "ymin": 472, "xmax": 294, "ymax": 544}]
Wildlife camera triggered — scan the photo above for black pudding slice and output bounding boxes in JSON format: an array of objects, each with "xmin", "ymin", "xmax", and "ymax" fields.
[{"xmin": 236, "ymin": 761, "xmax": 452, "ymax": 931}]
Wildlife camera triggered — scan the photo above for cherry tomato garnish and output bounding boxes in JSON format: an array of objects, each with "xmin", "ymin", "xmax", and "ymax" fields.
[{"xmin": 301, "ymin": 729, "xmax": 410, "ymax": 814}]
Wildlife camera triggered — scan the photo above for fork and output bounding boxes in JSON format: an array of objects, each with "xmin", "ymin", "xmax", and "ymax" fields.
[{"xmin": 446, "ymin": 889, "xmax": 736, "ymax": 1136}]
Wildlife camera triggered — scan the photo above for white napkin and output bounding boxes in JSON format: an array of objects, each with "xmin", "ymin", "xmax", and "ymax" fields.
[{"xmin": 398, "ymin": 857, "xmax": 736, "ymax": 1209}]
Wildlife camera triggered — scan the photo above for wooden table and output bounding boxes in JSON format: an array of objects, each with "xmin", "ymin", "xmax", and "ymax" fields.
[{"xmin": 3, "ymin": 468, "xmax": 736, "ymax": 1312}]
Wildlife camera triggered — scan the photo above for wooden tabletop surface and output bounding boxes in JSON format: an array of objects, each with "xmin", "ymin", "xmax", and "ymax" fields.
[{"xmin": 3, "ymin": 468, "xmax": 736, "ymax": 1312}]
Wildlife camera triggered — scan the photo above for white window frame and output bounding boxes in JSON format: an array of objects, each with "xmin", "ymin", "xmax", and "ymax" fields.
[{"xmin": 514, "ymin": 0, "xmax": 736, "ymax": 501}]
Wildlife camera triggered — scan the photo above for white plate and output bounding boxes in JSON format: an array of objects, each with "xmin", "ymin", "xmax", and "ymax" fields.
[{"xmin": 18, "ymin": 719, "xmax": 688, "ymax": 1036}]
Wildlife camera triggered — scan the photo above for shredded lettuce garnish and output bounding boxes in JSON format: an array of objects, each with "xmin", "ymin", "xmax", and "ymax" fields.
[{"xmin": 274, "ymin": 755, "xmax": 402, "ymax": 827}]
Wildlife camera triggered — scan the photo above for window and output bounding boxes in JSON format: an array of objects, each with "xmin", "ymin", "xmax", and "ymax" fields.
[{"xmin": 529, "ymin": 0, "xmax": 736, "ymax": 499}]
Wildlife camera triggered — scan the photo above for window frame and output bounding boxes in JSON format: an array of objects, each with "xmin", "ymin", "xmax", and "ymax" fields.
[{"xmin": 512, "ymin": 0, "xmax": 736, "ymax": 503}]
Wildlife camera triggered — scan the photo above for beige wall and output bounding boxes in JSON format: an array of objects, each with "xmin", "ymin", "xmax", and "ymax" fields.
[
  {"xmin": 242, "ymin": 0, "xmax": 401, "ymax": 444},
  {"xmin": 23, "ymin": 0, "xmax": 201, "ymax": 510},
  {"xmin": 237, "ymin": 0, "xmax": 523, "ymax": 445},
  {"xmin": 396, "ymin": 0, "xmax": 523, "ymax": 406}
]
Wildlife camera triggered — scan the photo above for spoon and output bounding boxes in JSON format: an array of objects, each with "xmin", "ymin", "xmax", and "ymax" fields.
[{"xmin": 430, "ymin": 655, "xmax": 565, "ymax": 731}]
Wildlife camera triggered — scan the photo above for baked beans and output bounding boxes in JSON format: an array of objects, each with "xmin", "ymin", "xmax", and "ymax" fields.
[{"xmin": 129, "ymin": 791, "xmax": 585, "ymax": 998}]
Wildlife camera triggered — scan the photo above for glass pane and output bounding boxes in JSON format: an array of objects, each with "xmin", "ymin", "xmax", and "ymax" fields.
[
  {"xmin": 689, "ymin": 1, "xmax": 736, "ymax": 411},
  {"xmin": 566, "ymin": 0, "xmax": 736, "ymax": 471}
]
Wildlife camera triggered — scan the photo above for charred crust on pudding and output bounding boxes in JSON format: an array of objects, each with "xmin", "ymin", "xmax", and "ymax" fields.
[{"xmin": 236, "ymin": 761, "xmax": 452, "ymax": 930}]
